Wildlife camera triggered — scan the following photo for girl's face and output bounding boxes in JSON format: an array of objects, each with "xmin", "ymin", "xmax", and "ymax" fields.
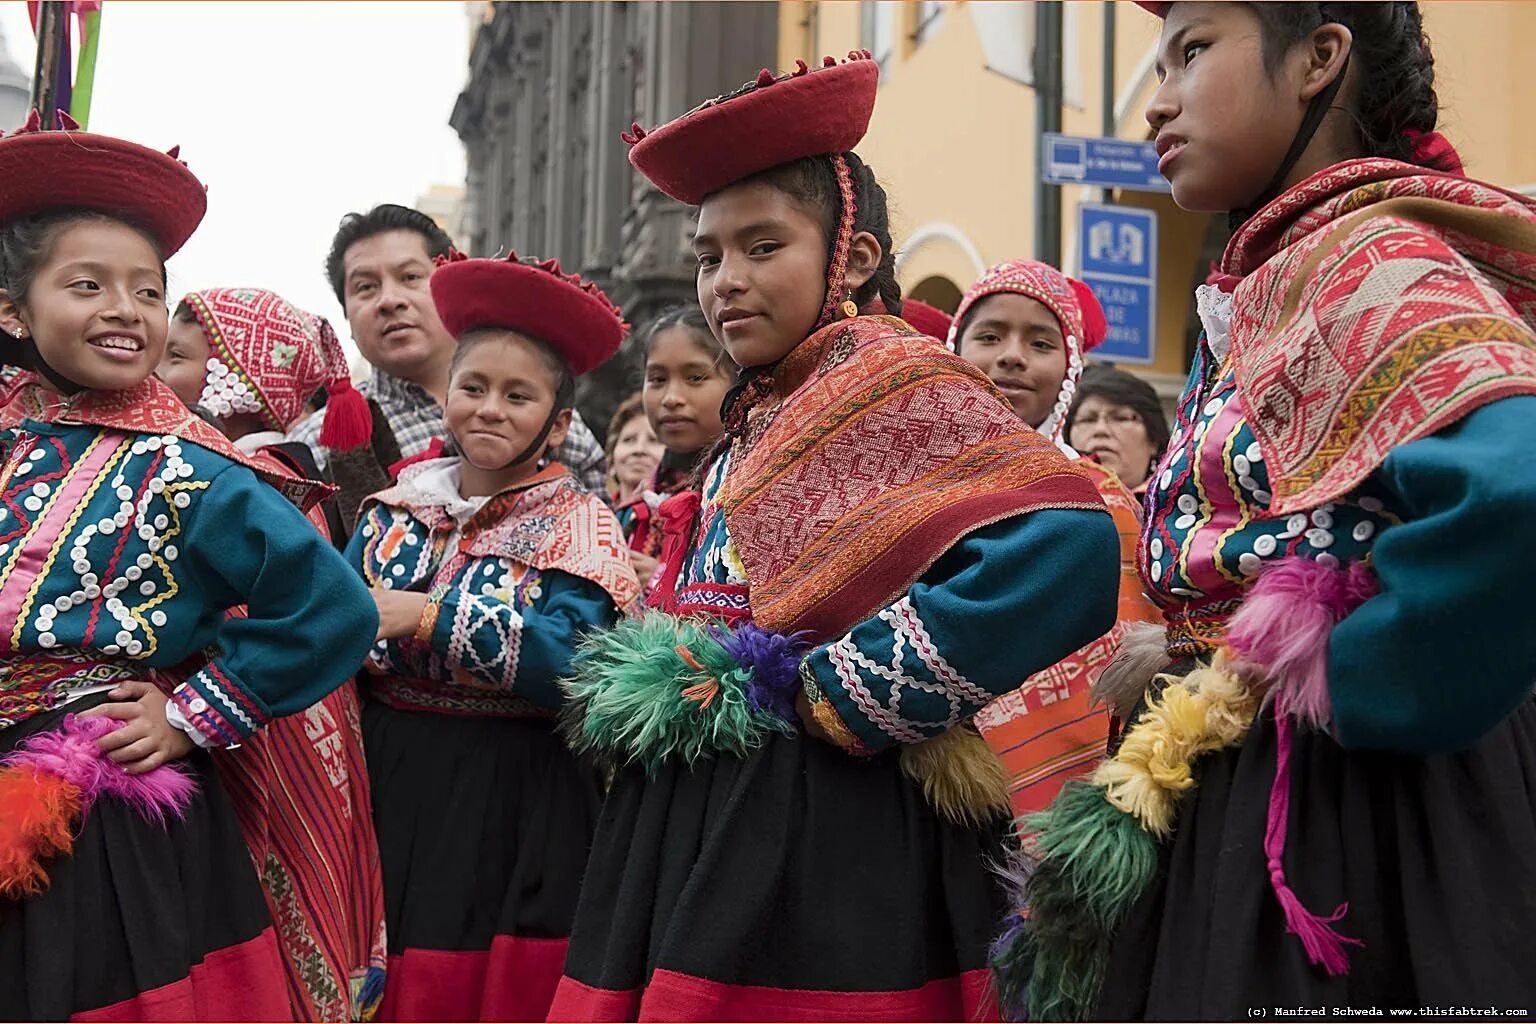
[
  {"xmin": 1068, "ymin": 394, "xmax": 1159, "ymax": 491},
  {"xmin": 443, "ymin": 332, "xmax": 571, "ymax": 492},
  {"xmin": 642, "ymin": 325, "xmax": 733, "ymax": 455},
  {"xmin": 612, "ymin": 411, "xmax": 663, "ymax": 493},
  {"xmin": 0, "ymin": 220, "xmax": 168, "ymax": 392},
  {"xmin": 693, "ymin": 181, "xmax": 829, "ymax": 368},
  {"xmin": 956, "ymin": 293, "xmax": 1069, "ymax": 430},
  {"xmin": 1145, "ymin": 2, "xmax": 1309, "ymax": 212},
  {"xmin": 157, "ymin": 315, "xmax": 212, "ymax": 408}
]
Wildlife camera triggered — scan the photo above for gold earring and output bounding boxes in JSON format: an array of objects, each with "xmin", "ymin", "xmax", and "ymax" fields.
[{"xmin": 840, "ymin": 291, "xmax": 859, "ymax": 319}]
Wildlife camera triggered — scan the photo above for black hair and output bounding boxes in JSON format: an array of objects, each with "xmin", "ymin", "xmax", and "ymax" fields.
[
  {"xmin": 638, "ymin": 304, "xmax": 736, "ymax": 376},
  {"xmin": 451, "ymin": 326, "xmax": 576, "ymax": 413},
  {"xmin": 324, "ymin": 203, "xmax": 455, "ymax": 306},
  {"xmin": 1248, "ymin": 2, "xmax": 1446, "ymax": 170},
  {"xmin": 172, "ymin": 299, "xmax": 198, "ymax": 325},
  {"xmin": 1064, "ymin": 365, "xmax": 1171, "ymax": 455},
  {"xmin": 0, "ymin": 210, "xmax": 167, "ymax": 371},
  {"xmin": 747, "ymin": 151, "xmax": 903, "ymax": 317}
]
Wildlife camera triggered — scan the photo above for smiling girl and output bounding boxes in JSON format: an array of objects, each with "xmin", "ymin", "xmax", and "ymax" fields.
[
  {"xmin": 950, "ymin": 260, "xmax": 1160, "ymax": 818},
  {"xmin": 346, "ymin": 252, "xmax": 639, "ymax": 1022},
  {"xmin": 995, "ymin": 3, "xmax": 1536, "ymax": 1019},
  {"xmin": 551, "ymin": 54, "xmax": 1119, "ymax": 1021},
  {"xmin": 0, "ymin": 121, "xmax": 378, "ymax": 1019},
  {"xmin": 615, "ymin": 305, "xmax": 737, "ymax": 587}
]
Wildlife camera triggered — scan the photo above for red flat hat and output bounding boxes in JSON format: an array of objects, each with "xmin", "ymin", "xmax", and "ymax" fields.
[
  {"xmin": 0, "ymin": 111, "xmax": 206, "ymax": 257},
  {"xmin": 626, "ymin": 51, "xmax": 879, "ymax": 204},
  {"xmin": 1134, "ymin": 2, "xmax": 1170, "ymax": 16},
  {"xmin": 430, "ymin": 251, "xmax": 628, "ymax": 377},
  {"xmin": 899, "ymin": 298, "xmax": 954, "ymax": 341}
]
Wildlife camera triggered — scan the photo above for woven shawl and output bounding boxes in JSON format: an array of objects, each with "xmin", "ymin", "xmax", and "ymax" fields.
[
  {"xmin": 717, "ymin": 315, "xmax": 1106, "ymax": 642},
  {"xmin": 1223, "ymin": 158, "xmax": 1536, "ymax": 515},
  {"xmin": 365, "ymin": 459, "xmax": 642, "ymax": 615},
  {"xmin": 0, "ymin": 372, "xmax": 331, "ymax": 511}
]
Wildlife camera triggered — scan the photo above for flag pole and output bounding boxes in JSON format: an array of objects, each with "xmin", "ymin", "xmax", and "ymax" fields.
[{"xmin": 29, "ymin": 2, "xmax": 68, "ymax": 127}]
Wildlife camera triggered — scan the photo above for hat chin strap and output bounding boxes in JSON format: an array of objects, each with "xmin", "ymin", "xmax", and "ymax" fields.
[
  {"xmin": 454, "ymin": 389, "xmax": 573, "ymax": 475},
  {"xmin": 1229, "ymin": 51, "xmax": 1351, "ymax": 231},
  {"xmin": 25, "ymin": 344, "xmax": 88, "ymax": 397}
]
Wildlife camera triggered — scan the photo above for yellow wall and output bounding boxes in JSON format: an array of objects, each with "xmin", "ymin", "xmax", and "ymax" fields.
[{"xmin": 781, "ymin": 0, "xmax": 1536, "ymax": 388}]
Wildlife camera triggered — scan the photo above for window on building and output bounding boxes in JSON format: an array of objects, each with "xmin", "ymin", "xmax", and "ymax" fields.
[
  {"xmin": 968, "ymin": 1, "xmax": 1032, "ymax": 85},
  {"xmin": 859, "ymin": 1, "xmax": 898, "ymax": 70},
  {"xmin": 913, "ymin": 1, "xmax": 946, "ymax": 45}
]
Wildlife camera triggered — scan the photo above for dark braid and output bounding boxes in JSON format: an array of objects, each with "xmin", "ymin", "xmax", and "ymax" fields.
[{"xmin": 1249, "ymin": 2, "xmax": 1448, "ymax": 170}]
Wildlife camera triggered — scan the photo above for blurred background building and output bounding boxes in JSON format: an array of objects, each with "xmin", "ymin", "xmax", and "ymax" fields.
[{"xmin": 453, "ymin": 0, "xmax": 1536, "ymax": 431}]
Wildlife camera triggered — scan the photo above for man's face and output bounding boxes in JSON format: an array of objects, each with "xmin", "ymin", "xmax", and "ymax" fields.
[{"xmin": 340, "ymin": 229, "xmax": 456, "ymax": 383}]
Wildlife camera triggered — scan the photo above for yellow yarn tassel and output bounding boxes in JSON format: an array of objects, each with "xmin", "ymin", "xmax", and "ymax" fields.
[
  {"xmin": 1091, "ymin": 654, "xmax": 1260, "ymax": 836},
  {"xmin": 900, "ymin": 725, "xmax": 1013, "ymax": 827}
]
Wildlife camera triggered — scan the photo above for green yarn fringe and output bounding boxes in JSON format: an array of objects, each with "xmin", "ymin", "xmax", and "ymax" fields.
[
  {"xmin": 560, "ymin": 612, "xmax": 793, "ymax": 772},
  {"xmin": 991, "ymin": 779, "xmax": 1160, "ymax": 1022}
]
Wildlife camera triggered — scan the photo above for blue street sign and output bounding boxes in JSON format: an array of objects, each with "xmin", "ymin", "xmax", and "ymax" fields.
[
  {"xmin": 1042, "ymin": 133, "xmax": 1170, "ymax": 192},
  {"xmin": 1077, "ymin": 203, "xmax": 1157, "ymax": 364}
]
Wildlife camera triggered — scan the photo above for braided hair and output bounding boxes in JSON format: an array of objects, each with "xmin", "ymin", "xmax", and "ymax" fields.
[{"xmin": 1249, "ymin": 2, "xmax": 1449, "ymax": 171}]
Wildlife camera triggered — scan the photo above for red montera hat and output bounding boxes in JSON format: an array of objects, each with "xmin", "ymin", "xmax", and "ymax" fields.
[
  {"xmin": 182, "ymin": 287, "xmax": 371, "ymax": 449},
  {"xmin": 625, "ymin": 52, "xmax": 879, "ymax": 205},
  {"xmin": 0, "ymin": 111, "xmax": 206, "ymax": 257},
  {"xmin": 898, "ymin": 298, "xmax": 954, "ymax": 342},
  {"xmin": 429, "ymin": 251, "xmax": 628, "ymax": 376}
]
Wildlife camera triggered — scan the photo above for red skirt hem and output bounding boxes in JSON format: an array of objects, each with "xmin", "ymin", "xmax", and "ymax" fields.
[
  {"xmin": 548, "ymin": 967, "xmax": 997, "ymax": 1023},
  {"xmin": 69, "ymin": 928, "xmax": 289, "ymax": 1022},
  {"xmin": 378, "ymin": 934, "xmax": 569, "ymax": 1022}
]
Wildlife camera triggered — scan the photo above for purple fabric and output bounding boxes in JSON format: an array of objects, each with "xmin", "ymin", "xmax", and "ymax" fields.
[{"xmin": 712, "ymin": 622, "xmax": 810, "ymax": 723}]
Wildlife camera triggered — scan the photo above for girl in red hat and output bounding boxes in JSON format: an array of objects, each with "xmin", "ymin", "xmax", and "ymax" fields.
[
  {"xmin": 616, "ymin": 305, "xmax": 737, "ymax": 590},
  {"xmin": 948, "ymin": 259, "xmax": 1160, "ymax": 820},
  {"xmin": 0, "ymin": 120, "xmax": 379, "ymax": 1019},
  {"xmin": 155, "ymin": 286, "xmax": 389, "ymax": 1021},
  {"xmin": 345, "ymin": 252, "xmax": 640, "ymax": 1022},
  {"xmin": 995, "ymin": 3, "xmax": 1536, "ymax": 1019},
  {"xmin": 550, "ymin": 54, "xmax": 1121, "ymax": 1022}
]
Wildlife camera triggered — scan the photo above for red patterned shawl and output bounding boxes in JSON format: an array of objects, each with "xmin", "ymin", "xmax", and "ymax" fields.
[
  {"xmin": 367, "ymin": 460, "xmax": 643, "ymax": 615},
  {"xmin": 717, "ymin": 315, "xmax": 1106, "ymax": 642},
  {"xmin": 1223, "ymin": 158, "xmax": 1536, "ymax": 515},
  {"xmin": 0, "ymin": 372, "xmax": 331, "ymax": 511}
]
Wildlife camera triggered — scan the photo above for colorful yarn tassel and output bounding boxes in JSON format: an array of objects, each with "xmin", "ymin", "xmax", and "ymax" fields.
[
  {"xmin": 898, "ymin": 724, "xmax": 1011, "ymax": 826},
  {"xmin": 352, "ymin": 964, "xmax": 387, "ymax": 1022},
  {"xmin": 560, "ymin": 612, "xmax": 796, "ymax": 771},
  {"xmin": 1227, "ymin": 555, "xmax": 1375, "ymax": 975},
  {"xmin": 0, "ymin": 714, "xmax": 197, "ymax": 898},
  {"xmin": 1225, "ymin": 555, "xmax": 1377, "ymax": 730},
  {"xmin": 1265, "ymin": 713, "xmax": 1362, "ymax": 974}
]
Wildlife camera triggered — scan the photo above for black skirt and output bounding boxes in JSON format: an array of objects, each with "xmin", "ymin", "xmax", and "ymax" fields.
[
  {"xmin": 0, "ymin": 696, "xmax": 288, "ymax": 1021},
  {"xmin": 362, "ymin": 698, "xmax": 601, "ymax": 1022},
  {"xmin": 1097, "ymin": 697, "xmax": 1536, "ymax": 1020},
  {"xmin": 551, "ymin": 731, "xmax": 1008, "ymax": 1022}
]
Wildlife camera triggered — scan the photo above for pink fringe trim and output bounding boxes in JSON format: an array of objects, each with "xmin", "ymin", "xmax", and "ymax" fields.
[
  {"xmin": 1265, "ymin": 714, "xmax": 1363, "ymax": 975},
  {"xmin": 1226, "ymin": 556, "xmax": 1377, "ymax": 732},
  {"xmin": 2, "ymin": 713, "xmax": 197, "ymax": 823}
]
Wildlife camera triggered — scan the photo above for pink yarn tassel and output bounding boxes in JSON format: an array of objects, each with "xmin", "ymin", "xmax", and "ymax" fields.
[
  {"xmin": 1264, "ymin": 713, "xmax": 1363, "ymax": 975},
  {"xmin": 3, "ymin": 714, "xmax": 197, "ymax": 823},
  {"xmin": 1227, "ymin": 556, "xmax": 1377, "ymax": 731}
]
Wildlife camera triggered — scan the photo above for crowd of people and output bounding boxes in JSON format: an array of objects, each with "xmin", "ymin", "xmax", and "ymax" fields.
[{"xmin": 0, "ymin": 1, "xmax": 1533, "ymax": 1021}]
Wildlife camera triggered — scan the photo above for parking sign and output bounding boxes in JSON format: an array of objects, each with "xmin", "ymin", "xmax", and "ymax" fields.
[{"xmin": 1076, "ymin": 204, "xmax": 1157, "ymax": 364}]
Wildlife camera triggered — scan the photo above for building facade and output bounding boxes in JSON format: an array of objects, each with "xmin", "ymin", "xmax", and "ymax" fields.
[
  {"xmin": 0, "ymin": 20, "xmax": 29, "ymax": 131},
  {"xmin": 451, "ymin": 1, "xmax": 779, "ymax": 439},
  {"xmin": 782, "ymin": 0, "xmax": 1536, "ymax": 401}
]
